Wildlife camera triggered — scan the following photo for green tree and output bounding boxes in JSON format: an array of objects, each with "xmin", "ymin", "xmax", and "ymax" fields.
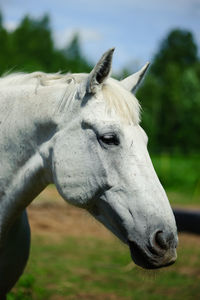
[
  {"xmin": 10, "ymin": 15, "xmax": 55, "ymax": 72},
  {"xmin": 0, "ymin": 12, "xmax": 10, "ymax": 74},
  {"xmin": 0, "ymin": 12, "xmax": 91, "ymax": 74},
  {"xmin": 63, "ymin": 34, "xmax": 91, "ymax": 73},
  {"xmin": 152, "ymin": 29, "xmax": 198, "ymax": 75},
  {"xmin": 138, "ymin": 29, "xmax": 200, "ymax": 153}
]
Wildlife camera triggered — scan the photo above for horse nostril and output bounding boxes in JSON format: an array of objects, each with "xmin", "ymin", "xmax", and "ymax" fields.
[
  {"xmin": 154, "ymin": 231, "xmax": 168, "ymax": 250},
  {"xmin": 147, "ymin": 230, "xmax": 178, "ymax": 262}
]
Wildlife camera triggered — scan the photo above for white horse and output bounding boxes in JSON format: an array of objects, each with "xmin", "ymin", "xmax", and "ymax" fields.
[{"xmin": 0, "ymin": 49, "xmax": 178, "ymax": 298}]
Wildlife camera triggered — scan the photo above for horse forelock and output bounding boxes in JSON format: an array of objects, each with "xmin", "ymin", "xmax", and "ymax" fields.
[{"xmin": 101, "ymin": 78, "xmax": 141, "ymax": 124}]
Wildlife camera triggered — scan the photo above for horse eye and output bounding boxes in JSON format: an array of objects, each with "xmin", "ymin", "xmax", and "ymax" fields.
[{"xmin": 99, "ymin": 134, "xmax": 120, "ymax": 146}]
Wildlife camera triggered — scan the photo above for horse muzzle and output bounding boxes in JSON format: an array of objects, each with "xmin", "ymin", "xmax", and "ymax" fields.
[{"xmin": 128, "ymin": 230, "xmax": 178, "ymax": 269}]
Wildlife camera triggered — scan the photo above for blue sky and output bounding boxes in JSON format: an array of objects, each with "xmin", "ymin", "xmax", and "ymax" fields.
[{"xmin": 0, "ymin": 0, "xmax": 200, "ymax": 72}]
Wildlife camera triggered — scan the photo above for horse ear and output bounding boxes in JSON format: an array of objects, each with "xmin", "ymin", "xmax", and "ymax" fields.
[
  {"xmin": 87, "ymin": 48, "xmax": 115, "ymax": 94},
  {"xmin": 120, "ymin": 62, "xmax": 150, "ymax": 93}
]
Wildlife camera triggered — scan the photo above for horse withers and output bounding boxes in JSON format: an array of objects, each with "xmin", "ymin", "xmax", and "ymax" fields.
[{"xmin": 0, "ymin": 48, "xmax": 178, "ymax": 297}]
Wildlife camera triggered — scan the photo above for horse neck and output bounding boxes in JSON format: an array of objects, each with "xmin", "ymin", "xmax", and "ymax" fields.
[{"xmin": 0, "ymin": 84, "xmax": 66, "ymax": 242}]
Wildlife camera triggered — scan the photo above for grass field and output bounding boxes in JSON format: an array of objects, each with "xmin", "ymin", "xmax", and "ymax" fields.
[
  {"xmin": 152, "ymin": 154, "xmax": 200, "ymax": 205},
  {"xmin": 7, "ymin": 155, "xmax": 200, "ymax": 300},
  {"xmin": 8, "ymin": 234, "xmax": 200, "ymax": 300}
]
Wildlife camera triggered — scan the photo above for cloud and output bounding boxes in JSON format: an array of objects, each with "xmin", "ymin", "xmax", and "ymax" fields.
[
  {"xmin": 3, "ymin": 21, "xmax": 18, "ymax": 31},
  {"xmin": 54, "ymin": 28, "xmax": 103, "ymax": 48}
]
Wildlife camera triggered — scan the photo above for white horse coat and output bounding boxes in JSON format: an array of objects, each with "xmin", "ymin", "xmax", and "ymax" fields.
[{"xmin": 0, "ymin": 49, "xmax": 178, "ymax": 297}]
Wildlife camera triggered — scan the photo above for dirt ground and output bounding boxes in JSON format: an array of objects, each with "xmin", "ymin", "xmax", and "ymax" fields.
[
  {"xmin": 27, "ymin": 186, "xmax": 115, "ymax": 240},
  {"xmin": 28, "ymin": 200, "xmax": 115, "ymax": 240}
]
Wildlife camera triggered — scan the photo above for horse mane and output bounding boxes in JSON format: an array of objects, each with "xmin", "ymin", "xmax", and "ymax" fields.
[
  {"xmin": 0, "ymin": 72, "xmax": 140, "ymax": 124},
  {"xmin": 0, "ymin": 72, "xmax": 72, "ymax": 87}
]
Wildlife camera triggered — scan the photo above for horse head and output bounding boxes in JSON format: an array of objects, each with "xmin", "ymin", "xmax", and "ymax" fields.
[{"xmin": 52, "ymin": 49, "xmax": 178, "ymax": 269}]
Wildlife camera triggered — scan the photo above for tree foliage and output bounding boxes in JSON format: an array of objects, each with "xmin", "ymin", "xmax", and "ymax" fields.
[
  {"xmin": 137, "ymin": 29, "xmax": 200, "ymax": 153},
  {"xmin": 0, "ymin": 13, "xmax": 91, "ymax": 74},
  {"xmin": 152, "ymin": 29, "xmax": 198, "ymax": 75},
  {"xmin": 63, "ymin": 34, "xmax": 91, "ymax": 73}
]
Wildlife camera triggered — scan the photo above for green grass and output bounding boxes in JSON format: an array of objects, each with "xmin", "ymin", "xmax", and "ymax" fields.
[
  {"xmin": 151, "ymin": 154, "xmax": 200, "ymax": 205},
  {"xmin": 8, "ymin": 235, "xmax": 200, "ymax": 300}
]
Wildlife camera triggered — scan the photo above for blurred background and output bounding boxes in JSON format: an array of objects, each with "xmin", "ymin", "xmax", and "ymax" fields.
[{"xmin": 0, "ymin": 1, "xmax": 200, "ymax": 299}]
